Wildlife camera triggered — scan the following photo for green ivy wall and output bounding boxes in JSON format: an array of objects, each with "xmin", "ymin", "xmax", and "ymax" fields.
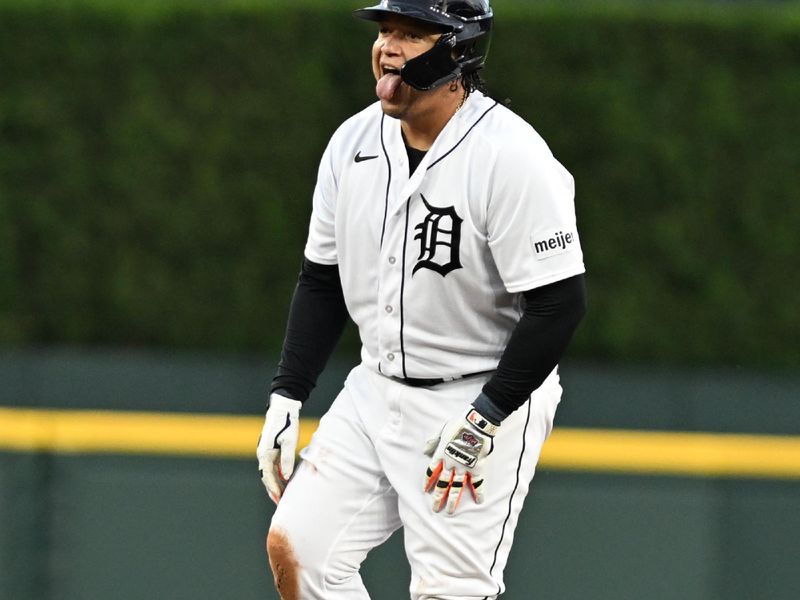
[{"xmin": 1, "ymin": 1, "xmax": 798, "ymax": 368}]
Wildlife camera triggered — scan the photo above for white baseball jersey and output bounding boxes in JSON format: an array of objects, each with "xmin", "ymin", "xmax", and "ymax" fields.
[{"xmin": 304, "ymin": 91, "xmax": 585, "ymax": 380}]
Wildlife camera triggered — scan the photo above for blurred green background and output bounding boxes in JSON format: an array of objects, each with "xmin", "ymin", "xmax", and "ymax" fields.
[{"xmin": 1, "ymin": 1, "xmax": 799, "ymax": 599}]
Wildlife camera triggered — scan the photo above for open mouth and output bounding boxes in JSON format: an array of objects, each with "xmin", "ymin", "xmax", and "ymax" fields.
[{"xmin": 377, "ymin": 65, "xmax": 403, "ymax": 101}]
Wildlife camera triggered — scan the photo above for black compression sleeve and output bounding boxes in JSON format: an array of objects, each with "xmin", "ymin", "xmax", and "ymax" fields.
[
  {"xmin": 477, "ymin": 274, "xmax": 587, "ymax": 422},
  {"xmin": 270, "ymin": 258, "xmax": 349, "ymax": 402}
]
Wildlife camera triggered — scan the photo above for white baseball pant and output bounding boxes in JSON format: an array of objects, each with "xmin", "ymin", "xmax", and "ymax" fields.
[{"xmin": 268, "ymin": 363, "xmax": 560, "ymax": 599}]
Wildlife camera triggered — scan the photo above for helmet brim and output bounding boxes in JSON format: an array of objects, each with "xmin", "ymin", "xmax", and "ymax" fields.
[{"xmin": 353, "ymin": 4, "xmax": 461, "ymax": 32}]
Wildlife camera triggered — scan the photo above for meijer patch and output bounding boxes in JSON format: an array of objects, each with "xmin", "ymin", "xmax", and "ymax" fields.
[{"xmin": 532, "ymin": 231, "xmax": 576, "ymax": 260}]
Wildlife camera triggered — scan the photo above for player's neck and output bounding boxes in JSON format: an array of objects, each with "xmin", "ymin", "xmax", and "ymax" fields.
[{"xmin": 400, "ymin": 85, "xmax": 466, "ymax": 151}]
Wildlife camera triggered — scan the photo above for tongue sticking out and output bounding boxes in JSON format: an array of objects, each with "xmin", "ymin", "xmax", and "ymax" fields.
[{"xmin": 376, "ymin": 73, "xmax": 403, "ymax": 101}]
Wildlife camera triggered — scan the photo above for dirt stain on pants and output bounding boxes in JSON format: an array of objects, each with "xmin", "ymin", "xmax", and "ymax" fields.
[{"xmin": 267, "ymin": 528, "xmax": 300, "ymax": 600}]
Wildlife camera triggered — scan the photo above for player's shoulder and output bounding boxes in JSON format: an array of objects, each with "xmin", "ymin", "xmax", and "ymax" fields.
[
  {"xmin": 464, "ymin": 94, "xmax": 574, "ymax": 192},
  {"xmin": 472, "ymin": 95, "xmax": 552, "ymax": 156}
]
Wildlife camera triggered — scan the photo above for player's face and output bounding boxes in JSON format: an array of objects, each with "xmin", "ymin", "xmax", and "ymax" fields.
[{"xmin": 372, "ymin": 16, "xmax": 445, "ymax": 119}]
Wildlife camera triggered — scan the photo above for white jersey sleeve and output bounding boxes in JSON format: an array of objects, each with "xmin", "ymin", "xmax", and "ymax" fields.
[
  {"xmin": 304, "ymin": 137, "xmax": 339, "ymax": 265},
  {"xmin": 486, "ymin": 130, "xmax": 585, "ymax": 293}
]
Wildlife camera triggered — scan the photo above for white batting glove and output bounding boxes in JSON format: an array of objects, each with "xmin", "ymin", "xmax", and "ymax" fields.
[
  {"xmin": 424, "ymin": 407, "xmax": 498, "ymax": 515},
  {"xmin": 257, "ymin": 393, "xmax": 302, "ymax": 505}
]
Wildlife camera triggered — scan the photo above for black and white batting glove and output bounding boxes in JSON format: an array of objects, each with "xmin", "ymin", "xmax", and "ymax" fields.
[
  {"xmin": 257, "ymin": 393, "xmax": 302, "ymax": 505},
  {"xmin": 423, "ymin": 406, "xmax": 498, "ymax": 515}
]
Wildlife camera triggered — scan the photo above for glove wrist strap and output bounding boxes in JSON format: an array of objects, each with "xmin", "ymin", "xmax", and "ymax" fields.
[{"xmin": 466, "ymin": 408, "xmax": 498, "ymax": 437}]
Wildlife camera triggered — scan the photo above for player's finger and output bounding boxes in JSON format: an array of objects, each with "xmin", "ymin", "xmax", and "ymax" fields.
[
  {"xmin": 423, "ymin": 434, "xmax": 441, "ymax": 458},
  {"xmin": 445, "ymin": 476, "xmax": 466, "ymax": 515},
  {"xmin": 262, "ymin": 467, "xmax": 283, "ymax": 504},
  {"xmin": 279, "ymin": 443, "xmax": 297, "ymax": 481},
  {"xmin": 261, "ymin": 453, "xmax": 286, "ymax": 505},
  {"xmin": 430, "ymin": 483, "xmax": 447, "ymax": 513},
  {"xmin": 432, "ymin": 469, "xmax": 455, "ymax": 513},
  {"xmin": 468, "ymin": 474, "xmax": 484, "ymax": 505},
  {"xmin": 256, "ymin": 448, "xmax": 276, "ymax": 479},
  {"xmin": 256, "ymin": 436, "xmax": 270, "ymax": 467},
  {"xmin": 424, "ymin": 460, "xmax": 444, "ymax": 492}
]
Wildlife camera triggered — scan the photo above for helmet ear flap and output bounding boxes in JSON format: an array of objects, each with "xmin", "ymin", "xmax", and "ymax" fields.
[
  {"xmin": 400, "ymin": 33, "xmax": 461, "ymax": 91},
  {"xmin": 454, "ymin": 24, "xmax": 492, "ymax": 74}
]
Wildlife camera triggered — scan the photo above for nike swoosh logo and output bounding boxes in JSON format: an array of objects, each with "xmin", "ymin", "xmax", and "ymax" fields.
[{"xmin": 354, "ymin": 151, "xmax": 379, "ymax": 163}]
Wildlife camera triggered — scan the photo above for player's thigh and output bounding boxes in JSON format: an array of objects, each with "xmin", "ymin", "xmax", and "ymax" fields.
[
  {"xmin": 269, "ymin": 379, "xmax": 402, "ymax": 585},
  {"xmin": 393, "ymin": 376, "xmax": 561, "ymax": 600}
]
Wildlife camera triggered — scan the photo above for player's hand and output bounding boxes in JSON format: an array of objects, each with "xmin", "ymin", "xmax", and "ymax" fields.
[
  {"xmin": 257, "ymin": 393, "xmax": 302, "ymax": 505},
  {"xmin": 423, "ymin": 407, "xmax": 498, "ymax": 515}
]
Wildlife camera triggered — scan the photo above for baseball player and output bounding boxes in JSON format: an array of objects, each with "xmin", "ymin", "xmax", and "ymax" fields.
[{"xmin": 257, "ymin": 1, "xmax": 587, "ymax": 598}]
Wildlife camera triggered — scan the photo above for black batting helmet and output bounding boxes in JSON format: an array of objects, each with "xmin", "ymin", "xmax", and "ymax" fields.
[{"xmin": 353, "ymin": 0, "xmax": 493, "ymax": 91}]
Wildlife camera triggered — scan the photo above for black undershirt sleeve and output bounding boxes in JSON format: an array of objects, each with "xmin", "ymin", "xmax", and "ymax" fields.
[
  {"xmin": 475, "ymin": 273, "xmax": 587, "ymax": 423},
  {"xmin": 272, "ymin": 259, "xmax": 586, "ymax": 417},
  {"xmin": 270, "ymin": 258, "xmax": 349, "ymax": 403}
]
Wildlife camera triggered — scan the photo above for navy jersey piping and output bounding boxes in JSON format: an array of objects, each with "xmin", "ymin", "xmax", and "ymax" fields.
[
  {"xmin": 392, "ymin": 100, "xmax": 499, "ymax": 380},
  {"xmin": 427, "ymin": 102, "xmax": 499, "ymax": 171},
  {"xmin": 379, "ymin": 114, "xmax": 392, "ymax": 249},
  {"xmin": 399, "ymin": 197, "xmax": 412, "ymax": 379},
  {"xmin": 486, "ymin": 397, "xmax": 532, "ymax": 597}
]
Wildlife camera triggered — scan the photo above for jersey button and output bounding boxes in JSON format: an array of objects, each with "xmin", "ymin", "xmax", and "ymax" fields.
[
  {"xmin": 388, "ymin": 256, "xmax": 396, "ymax": 265},
  {"xmin": 385, "ymin": 305, "xmax": 393, "ymax": 314},
  {"xmin": 387, "ymin": 353, "xmax": 395, "ymax": 361}
]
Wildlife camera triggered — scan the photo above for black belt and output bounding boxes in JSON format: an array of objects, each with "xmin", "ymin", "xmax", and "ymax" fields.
[{"xmin": 391, "ymin": 370, "xmax": 495, "ymax": 388}]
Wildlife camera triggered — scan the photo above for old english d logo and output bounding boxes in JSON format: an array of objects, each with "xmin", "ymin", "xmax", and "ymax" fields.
[{"xmin": 412, "ymin": 194, "xmax": 462, "ymax": 277}]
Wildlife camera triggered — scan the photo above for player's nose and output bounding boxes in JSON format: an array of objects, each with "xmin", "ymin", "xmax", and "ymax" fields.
[{"xmin": 380, "ymin": 34, "xmax": 402, "ymax": 57}]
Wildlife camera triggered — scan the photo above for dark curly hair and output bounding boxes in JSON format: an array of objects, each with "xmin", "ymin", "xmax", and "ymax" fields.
[{"xmin": 462, "ymin": 70, "xmax": 488, "ymax": 96}]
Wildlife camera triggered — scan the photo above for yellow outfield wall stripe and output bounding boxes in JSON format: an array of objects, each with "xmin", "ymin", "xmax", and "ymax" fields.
[
  {"xmin": 1, "ymin": 407, "xmax": 800, "ymax": 479},
  {"xmin": 541, "ymin": 428, "xmax": 800, "ymax": 480}
]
